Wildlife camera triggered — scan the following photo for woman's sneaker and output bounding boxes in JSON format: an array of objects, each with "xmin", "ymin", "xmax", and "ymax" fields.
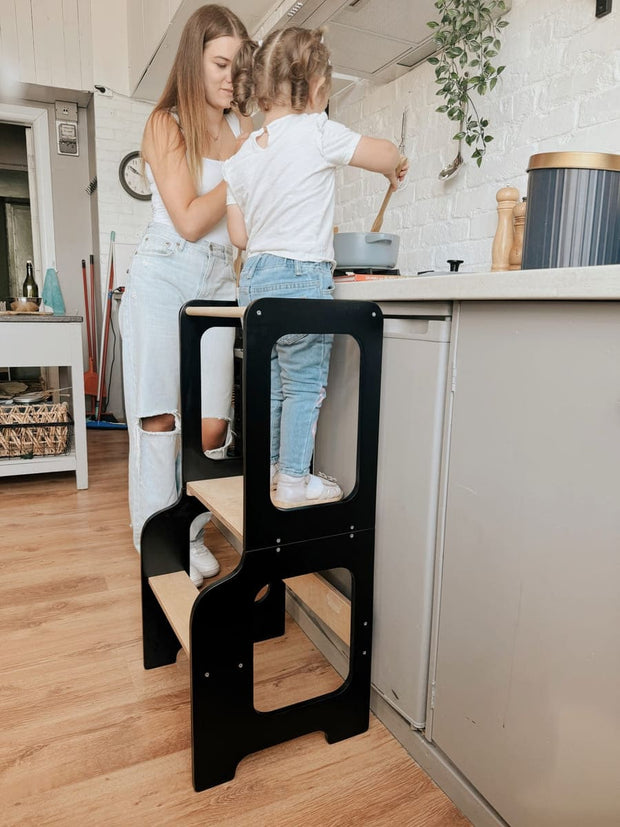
[
  {"xmin": 190, "ymin": 542, "xmax": 220, "ymax": 578},
  {"xmin": 189, "ymin": 511, "xmax": 220, "ymax": 579},
  {"xmin": 273, "ymin": 472, "xmax": 343, "ymax": 508},
  {"xmin": 189, "ymin": 563, "xmax": 204, "ymax": 588}
]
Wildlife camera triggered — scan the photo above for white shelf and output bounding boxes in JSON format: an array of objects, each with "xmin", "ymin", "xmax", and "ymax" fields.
[
  {"xmin": 0, "ymin": 448, "xmax": 78, "ymax": 478},
  {"xmin": 0, "ymin": 317, "xmax": 88, "ymax": 488}
]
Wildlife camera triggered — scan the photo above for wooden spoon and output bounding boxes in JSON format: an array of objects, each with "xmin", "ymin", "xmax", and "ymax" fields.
[{"xmin": 370, "ymin": 157, "xmax": 407, "ymax": 233}]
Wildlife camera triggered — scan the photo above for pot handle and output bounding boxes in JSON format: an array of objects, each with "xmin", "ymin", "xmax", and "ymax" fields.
[{"xmin": 365, "ymin": 234, "xmax": 393, "ymax": 244}]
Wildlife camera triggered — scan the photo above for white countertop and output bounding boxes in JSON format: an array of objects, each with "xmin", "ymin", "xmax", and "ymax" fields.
[{"xmin": 333, "ymin": 264, "xmax": 620, "ymax": 302}]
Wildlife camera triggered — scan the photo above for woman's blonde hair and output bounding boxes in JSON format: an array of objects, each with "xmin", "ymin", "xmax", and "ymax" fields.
[
  {"xmin": 232, "ymin": 27, "xmax": 332, "ymax": 117},
  {"xmin": 146, "ymin": 4, "xmax": 249, "ymax": 184}
]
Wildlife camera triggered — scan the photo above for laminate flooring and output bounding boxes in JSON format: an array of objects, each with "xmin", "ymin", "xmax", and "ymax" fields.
[{"xmin": 0, "ymin": 431, "xmax": 470, "ymax": 826}]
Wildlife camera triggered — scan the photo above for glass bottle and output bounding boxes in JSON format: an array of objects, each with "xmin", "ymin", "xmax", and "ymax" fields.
[{"xmin": 22, "ymin": 260, "xmax": 38, "ymax": 298}]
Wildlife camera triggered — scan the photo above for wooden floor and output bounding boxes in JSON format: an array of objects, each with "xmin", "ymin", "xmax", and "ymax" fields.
[{"xmin": 0, "ymin": 431, "xmax": 470, "ymax": 826}]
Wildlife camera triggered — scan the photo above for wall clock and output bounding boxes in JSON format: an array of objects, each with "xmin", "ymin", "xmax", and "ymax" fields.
[{"xmin": 118, "ymin": 151, "xmax": 151, "ymax": 201}]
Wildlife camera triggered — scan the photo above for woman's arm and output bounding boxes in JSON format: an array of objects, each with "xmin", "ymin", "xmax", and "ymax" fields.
[
  {"xmin": 227, "ymin": 204, "xmax": 248, "ymax": 250},
  {"xmin": 142, "ymin": 111, "xmax": 226, "ymax": 242},
  {"xmin": 349, "ymin": 136, "xmax": 405, "ymax": 189}
]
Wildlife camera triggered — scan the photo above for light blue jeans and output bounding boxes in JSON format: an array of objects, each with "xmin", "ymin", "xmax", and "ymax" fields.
[
  {"xmin": 238, "ymin": 254, "xmax": 334, "ymax": 478},
  {"xmin": 119, "ymin": 222, "xmax": 236, "ymax": 550}
]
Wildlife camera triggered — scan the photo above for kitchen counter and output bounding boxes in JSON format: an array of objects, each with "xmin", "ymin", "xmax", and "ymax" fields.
[
  {"xmin": 334, "ymin": 263, "xmax": 620, "ymax": 302},
  {"xmin": 0, "ymin": 314, "xmax": 83, "ymax": 322},
  {"xmin": 316, "ymin": 278, "xmax": 620, "ymax": 827}
]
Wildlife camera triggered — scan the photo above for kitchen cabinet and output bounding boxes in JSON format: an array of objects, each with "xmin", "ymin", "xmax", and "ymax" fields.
[
  {"xmin": 0, "ymin": 315, "xmax": 88, "ymax": 488},
  {"xmin": 428, "ymin": 301, "xmax": 620, "ymax": 827},
  {"xmin": 315, "ymin": 304, "xmax": 451, "ymax": 728}
]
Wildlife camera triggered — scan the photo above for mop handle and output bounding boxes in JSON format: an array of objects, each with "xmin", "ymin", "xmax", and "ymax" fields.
[{"xmin": 81, "ymin": 259, "xmax": 93, "ymax": 361}]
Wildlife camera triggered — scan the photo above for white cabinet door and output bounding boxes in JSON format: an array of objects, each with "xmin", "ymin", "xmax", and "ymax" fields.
[{"xmin": 431, "ymin": 301, "xmax": 620, "ymax": 827}]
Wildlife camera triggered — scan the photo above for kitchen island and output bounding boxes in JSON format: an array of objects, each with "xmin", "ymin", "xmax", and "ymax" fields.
[{"xmin": 311, "ymin": 263, "xmax": 620, "ymax": 827}]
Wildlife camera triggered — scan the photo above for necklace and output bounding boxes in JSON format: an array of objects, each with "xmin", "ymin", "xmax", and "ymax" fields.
[{"xmin": 207, "ymin": 120, "xmax": 224, "ymax": 142}]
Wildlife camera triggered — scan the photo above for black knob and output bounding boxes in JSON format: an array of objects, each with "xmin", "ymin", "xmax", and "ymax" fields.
[{"xmin": 447, "ymin": 259, "xmax": 464, "ymax": 272}]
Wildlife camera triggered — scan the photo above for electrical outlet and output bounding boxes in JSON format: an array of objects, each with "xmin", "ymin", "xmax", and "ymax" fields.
[
  {"xmin": 55, "ymin": 100, "xmax": 77, "ymax": 121},
  {"xmin": 595, "ymin": 0, "xmax": 612, "ymax": 17}
]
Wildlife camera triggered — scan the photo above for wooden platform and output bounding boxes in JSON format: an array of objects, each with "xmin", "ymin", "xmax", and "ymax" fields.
[
  {"xmin": 185, "ymin": 474, "xmax": 352, "ymax": 645},
  {"xmin": 188, "ymin": 475, "xmax": 243, "ymax": 542}
]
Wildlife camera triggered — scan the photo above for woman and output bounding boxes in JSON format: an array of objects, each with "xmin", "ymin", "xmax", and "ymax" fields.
[{"xmin": 119, "ymin": 5, "xmax": 252, "ymax": 586}]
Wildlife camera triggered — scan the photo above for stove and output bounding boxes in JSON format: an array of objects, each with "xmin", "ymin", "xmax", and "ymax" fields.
[{"xmin": 334, "ymin": 267, "xmax": 400, "ymax": 277}]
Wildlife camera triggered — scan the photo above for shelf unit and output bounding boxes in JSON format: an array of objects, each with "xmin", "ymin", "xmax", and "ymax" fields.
[{"xmin": 0, "ymin": 315, "xmax": 88, "ymax": 488}]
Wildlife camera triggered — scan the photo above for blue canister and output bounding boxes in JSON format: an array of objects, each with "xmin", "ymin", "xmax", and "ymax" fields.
[{"xmin": 521, "ymin": 151, "xmax": 620, "ymax": 269}]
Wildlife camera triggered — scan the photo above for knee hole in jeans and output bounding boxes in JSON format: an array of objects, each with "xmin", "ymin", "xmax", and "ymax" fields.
[
  {"xmin": 202, "ymin": 417, "xmax": 229, "ymax": 452},
  {"xmin": 141, "ymin": 413, "xmax": 175, "ymax": 433}
]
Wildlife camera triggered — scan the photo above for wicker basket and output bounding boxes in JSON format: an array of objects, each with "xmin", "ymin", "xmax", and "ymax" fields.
[{"xmin": 0, "ymin": 402, "xmax": 72, "ymax": 459}]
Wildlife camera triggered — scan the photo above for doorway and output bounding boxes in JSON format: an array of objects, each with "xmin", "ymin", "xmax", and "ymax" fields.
[
  {"xmin": 0, "ymin": 103, "xmax": 56, "ymax": 295},
  {"xmin": 0, "ymin": 123, "xmax": 34, "ymax": 297}
]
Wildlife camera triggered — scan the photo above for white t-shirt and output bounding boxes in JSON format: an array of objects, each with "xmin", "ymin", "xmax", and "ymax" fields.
[
  {"xmin": 223, "ymin": 112, "xmax": 361, "ymax": 263},
  {"xmin": 145, "ymin": 111, "xmax": 241, "ymax": 245}
]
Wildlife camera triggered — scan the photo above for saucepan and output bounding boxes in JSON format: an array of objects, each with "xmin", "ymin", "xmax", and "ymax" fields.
[{"xmin": 333, "ymin": 232, "xmax": 400, "ymax": 269}]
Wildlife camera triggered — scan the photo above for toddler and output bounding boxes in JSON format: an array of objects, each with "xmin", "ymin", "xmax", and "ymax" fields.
[{"xmin": 223, "ymin": 27, "xmax": 407, "ymax": 507}]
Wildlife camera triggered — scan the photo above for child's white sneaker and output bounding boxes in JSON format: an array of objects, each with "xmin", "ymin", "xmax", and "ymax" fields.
[{"xmin": 273, "ymin": 471, "xmax": 343, "ymax": 508}]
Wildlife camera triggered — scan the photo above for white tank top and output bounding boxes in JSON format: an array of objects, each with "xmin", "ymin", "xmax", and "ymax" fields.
[{"xmin": 145, "ymin": 111, "xmax": 240, "ymax": 246}]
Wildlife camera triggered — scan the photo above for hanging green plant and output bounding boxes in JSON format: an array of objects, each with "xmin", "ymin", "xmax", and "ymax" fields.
[{"xmin": 427, "ymin": 0, "xmax": 509, "ymax": 167}]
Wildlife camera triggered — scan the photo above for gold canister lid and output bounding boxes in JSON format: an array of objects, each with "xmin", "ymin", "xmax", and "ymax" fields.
[{"xmin": 527, "ymin": 151, "xmax": 620, "ymax": 172}]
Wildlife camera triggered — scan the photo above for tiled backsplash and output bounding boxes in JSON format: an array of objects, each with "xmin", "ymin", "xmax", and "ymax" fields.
[{"xmin": 330, "ymin": 0, "xmax": 619, "ymax": 274}]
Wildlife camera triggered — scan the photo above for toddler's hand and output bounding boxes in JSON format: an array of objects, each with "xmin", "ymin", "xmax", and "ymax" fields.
[
  {"xmin": 397, "ymin": 156, "xmax": 409, "ymax": 184},
  {"xmin": 385, "ymin": 156, "xmax": 409, "ymax": 191}
]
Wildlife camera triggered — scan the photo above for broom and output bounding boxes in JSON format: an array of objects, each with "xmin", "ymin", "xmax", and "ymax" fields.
[{"xmin": 82, "ymin": 257, "xmax": 98, "ymax": 412}]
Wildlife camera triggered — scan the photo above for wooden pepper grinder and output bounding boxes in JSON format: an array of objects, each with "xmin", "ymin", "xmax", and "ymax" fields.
[
  {"xmin": 508, "ymin": 198, "xmax": 527, "ymax": 270},
  {"xmin": 491, "ymin": 186, "xmax": 519, "ymax": 271}
]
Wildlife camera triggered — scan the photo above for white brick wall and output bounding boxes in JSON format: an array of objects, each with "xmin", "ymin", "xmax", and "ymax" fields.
[
  {"xmin": 330, "ymin": 0, "xmax": 620, "ymax": 274},
  {"xmin": 93, "ymin": 92, "xmax": 153, "ymax": 289}
]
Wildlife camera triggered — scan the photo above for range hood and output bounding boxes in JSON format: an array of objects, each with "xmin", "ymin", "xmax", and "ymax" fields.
[
  {"xmin": 256, "ymin": 0, "xmax": 440, "ymax": 84},
  {"xmin": 133, "ymin": 0, "xmax": 510, "ymax": 102}
]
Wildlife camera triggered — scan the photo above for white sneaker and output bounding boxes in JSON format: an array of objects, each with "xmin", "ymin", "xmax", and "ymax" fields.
[
  {"xmin": 273, "ymin": 471, "xmax": 343, "ymax": 508},
  {"xmin": 189, "ymin": 563, "xmax": 204, "ymax": 588},
  {"xmin": 190, "ymin": 541, "xmax": 221, "ymax": 578},
  {"xmin": 189, "ymin": 511, "xmax": 211, "ymax": 541},
  {"xmin": 188, "ymin": 511, "xmax": 220, "ymax": 578}
]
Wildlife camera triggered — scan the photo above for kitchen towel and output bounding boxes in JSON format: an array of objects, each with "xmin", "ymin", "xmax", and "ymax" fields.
[{"xmin": 42, "ymin": 267, "xmax": 66, "ymax": 315}]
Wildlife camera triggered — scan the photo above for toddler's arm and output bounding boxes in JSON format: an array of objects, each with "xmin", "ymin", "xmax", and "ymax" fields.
[{"xmin": 349, "ymin": 137, "xmax": 405, "ymax": 189}]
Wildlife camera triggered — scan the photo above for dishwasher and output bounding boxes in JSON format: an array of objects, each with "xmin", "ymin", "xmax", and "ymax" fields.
[{"xmin": 314, "ymin": 305, "xmax": 452, "ymax": 729}]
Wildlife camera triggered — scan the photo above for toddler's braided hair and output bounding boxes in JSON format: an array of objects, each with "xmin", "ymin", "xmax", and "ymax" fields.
[{"xmin": 232, "ymin": 27, "xmax": 332, "ymax": 116}]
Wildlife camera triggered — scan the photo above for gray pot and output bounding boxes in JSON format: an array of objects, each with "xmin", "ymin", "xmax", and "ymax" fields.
[{"xmin": 333, "ymin": 232, "xmax": 400, "ymax": 269}]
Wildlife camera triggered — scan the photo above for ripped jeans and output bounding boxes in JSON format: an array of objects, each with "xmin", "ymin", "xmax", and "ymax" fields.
[
  {"xmin": 119, "ymin": 223, "xmax": 236, "ymax": 550},
  {"xmin": 238, "ymin": 254, "xmax": 334, "ymax": 478}
]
